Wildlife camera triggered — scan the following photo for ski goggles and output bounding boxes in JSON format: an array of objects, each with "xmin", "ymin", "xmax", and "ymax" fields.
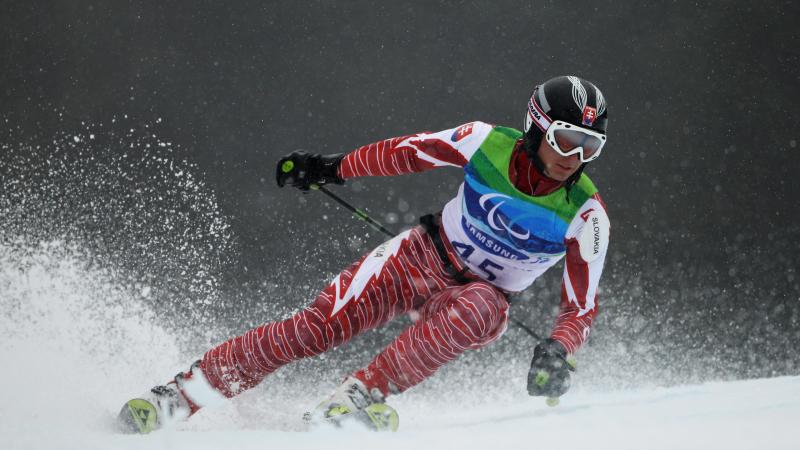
[{"xmin": 544, "ymin": 121, "xmax": 607, "ymax": 162}]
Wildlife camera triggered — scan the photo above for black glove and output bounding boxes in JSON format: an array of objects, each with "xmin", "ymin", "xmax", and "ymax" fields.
[
  {"xmin": 527, "ymin": 339, "xmax": 575, "ymax": 397},
  {"xmin": 276, "ymin": 150, "xmax": 345, "ymax": 191}
]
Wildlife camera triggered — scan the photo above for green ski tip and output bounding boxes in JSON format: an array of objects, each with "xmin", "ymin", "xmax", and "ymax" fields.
[
  {"xmin": 117, "ymin": 398, "xmax": 159, "ymax": 434},
  {"xmin": 317, "ymin": 402, "xmax": 399, "ymax": 432},
  {"xmin": 363, "ymin": 403, "xmax": 399, "ymax": 432}
]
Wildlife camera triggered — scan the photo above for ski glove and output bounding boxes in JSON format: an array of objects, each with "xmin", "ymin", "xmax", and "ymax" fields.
[
  {"xmin": 527, "ymin": 339, "xmax": 575, "ymax": 398},
  {"xmin": 276, "ymin": 150, "xmax": 345, "ymax": 191}
]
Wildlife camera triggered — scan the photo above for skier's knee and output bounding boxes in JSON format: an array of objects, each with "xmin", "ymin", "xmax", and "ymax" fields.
[{"xmin": 292, "ymin": 309, "xmax": 332, "ymax": 355}]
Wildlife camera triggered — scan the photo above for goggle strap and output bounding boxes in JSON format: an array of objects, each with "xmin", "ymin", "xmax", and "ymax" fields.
[{"xmin": 527, "ymin": 95, "xmax": 552, "ymax": 132}]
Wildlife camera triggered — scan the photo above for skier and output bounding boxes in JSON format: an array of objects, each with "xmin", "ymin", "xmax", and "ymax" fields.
[{"xmin": 118, "ymin": 75, "xmax": 610, "ymax": 433}]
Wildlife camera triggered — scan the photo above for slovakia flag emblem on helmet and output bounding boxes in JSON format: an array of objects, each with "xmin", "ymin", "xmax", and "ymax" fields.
[{"xmin": 582, "ymin": 106, "xmax": 597, "ymax": 126}]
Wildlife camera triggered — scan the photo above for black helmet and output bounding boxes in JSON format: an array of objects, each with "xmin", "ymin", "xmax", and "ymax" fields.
[{"xmin": 522, "ymin": 76, "xmax": 608, "ymax": 183}]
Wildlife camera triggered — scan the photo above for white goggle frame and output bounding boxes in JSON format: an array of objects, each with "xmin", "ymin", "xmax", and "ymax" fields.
[{"xmin": 545, "ymin": 120, "xmax": 607, "ymax": 163}]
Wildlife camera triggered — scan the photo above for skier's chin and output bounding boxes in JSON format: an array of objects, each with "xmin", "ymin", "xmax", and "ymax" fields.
[{"xmin": 544, "ymin": 164, "xmax": 576, "ymax": 181}]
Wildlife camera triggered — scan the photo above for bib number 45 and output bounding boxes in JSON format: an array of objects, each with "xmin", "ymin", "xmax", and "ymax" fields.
[{"xmin": 451, "ymin": 240, "xmax": 504, "ymax": 282}]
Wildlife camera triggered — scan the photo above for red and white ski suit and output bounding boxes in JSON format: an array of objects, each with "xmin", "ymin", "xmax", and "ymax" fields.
[{"xmin": 190, "ymin": 122, "xmax": 609, "ymax": 406}]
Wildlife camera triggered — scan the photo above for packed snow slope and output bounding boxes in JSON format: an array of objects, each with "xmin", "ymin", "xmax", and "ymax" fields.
[{"xmin": 1, "ymin": 240, "xmax": 797, "ymax": 450}]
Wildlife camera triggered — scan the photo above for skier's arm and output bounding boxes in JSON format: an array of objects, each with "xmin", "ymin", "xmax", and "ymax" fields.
[
  {"xmin": 337, "ymin": 122, "xmax": 493, "ymax": 179},
  {"xmin": 550, "ymin": 195, "xmax": 610, "ymax": 354}
]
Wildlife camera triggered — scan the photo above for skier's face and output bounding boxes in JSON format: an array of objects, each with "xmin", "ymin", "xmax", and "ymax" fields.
[{"xmin": 537, "ymin": 138, "xmax": 582, "ymax": 181}]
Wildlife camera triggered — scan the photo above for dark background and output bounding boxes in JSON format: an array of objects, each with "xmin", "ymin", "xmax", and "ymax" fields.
[{"xmin": 2, "ymin": 1, "xmax": 799, "ymax": 388}]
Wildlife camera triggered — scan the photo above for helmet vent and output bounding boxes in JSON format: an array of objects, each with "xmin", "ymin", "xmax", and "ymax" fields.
[{"xmin": 567, "ymin": 76, "xmax": 588, "ymax": 110}]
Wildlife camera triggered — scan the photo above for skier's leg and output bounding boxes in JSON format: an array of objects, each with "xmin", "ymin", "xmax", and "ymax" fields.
[
  {"xmin": 191, "ymin": 227, "xmax": 457, "ymax": 400},
  {"xmin": 351, "ymin": 281, "xmax": 509, "ymax": 396},
  {"xmin": 307, "ymin": 281, "xmax": 508, "ymax": 430},
  {"xmin": 119, "ymin": 227, "xmax": 460, "ymax": 433}
]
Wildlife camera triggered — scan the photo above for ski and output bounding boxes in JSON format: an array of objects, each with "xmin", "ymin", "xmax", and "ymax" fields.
[
  {"xmin": 117, "ymin": 398, "xmax": 159, "ymax": 434},
  {"xmin": 304, "ymin": 402, "xmax": 399, "ymax": 432}
]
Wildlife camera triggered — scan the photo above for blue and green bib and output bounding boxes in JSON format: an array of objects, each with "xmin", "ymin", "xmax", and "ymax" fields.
[{"xmin": 440, "ymin": 126, "xmax": 598, "ymax": 290}]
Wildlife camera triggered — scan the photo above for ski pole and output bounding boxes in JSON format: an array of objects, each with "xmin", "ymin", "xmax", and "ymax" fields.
[
  {"xmin": 312, "ymin": 185, "xmax": 397, "ymax": 238},
  {"xmin": 508, "ymin": 317, "xmax": 544, "ymax": 341}
]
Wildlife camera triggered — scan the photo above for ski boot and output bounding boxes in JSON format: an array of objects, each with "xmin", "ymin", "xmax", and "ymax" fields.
[
  {"xmin": 117, "ymin": 360, "xmax": 223, "ymax": 434},
  {"xmin": 304, "ymin": 376, "xmax": 399, "ymax": 432}
]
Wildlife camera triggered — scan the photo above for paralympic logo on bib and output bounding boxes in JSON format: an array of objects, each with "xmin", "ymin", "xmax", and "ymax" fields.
[
  {"xmin": 478, "ymin": 193, "xmax": 531, "ymax": 240},
  {"xmin": 462, "ymin": 184, "xmax": 567, "ymax": 255}
]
